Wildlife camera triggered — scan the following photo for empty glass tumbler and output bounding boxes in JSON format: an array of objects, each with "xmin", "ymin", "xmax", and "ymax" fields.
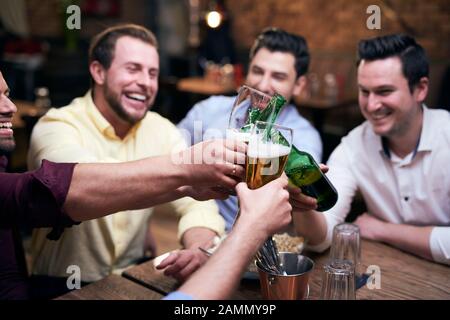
[
  {"xmin": 320, "ymin": 261, "xmax": 356, "ymax": 300},
  {"xmin": 329, "ymin": 223, "xmax": 361, "ymax": 275}
]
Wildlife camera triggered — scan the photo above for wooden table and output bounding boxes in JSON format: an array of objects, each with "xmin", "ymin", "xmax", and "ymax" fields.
[
  {"xmin": 58, "ymin": 240, "xmax": 450, "ymax": 300},
  {"xmin": 56, "ymin": 275, "xmax": 163, "ymax": 300}
]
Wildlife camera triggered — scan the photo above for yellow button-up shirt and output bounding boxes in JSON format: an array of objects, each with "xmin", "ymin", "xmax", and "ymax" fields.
[{"xmin": 28, "ymin": 91, "xmax": 224, "ymax": 282}]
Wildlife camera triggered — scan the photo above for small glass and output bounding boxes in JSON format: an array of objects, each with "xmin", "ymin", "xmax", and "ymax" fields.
[
  {"xmin": 320, "ymin": 261, "xmax": 356, "ymax": 300},
  {"xmin": 329, "ymin": 223, "xmax": 361, "ymax": 276}
]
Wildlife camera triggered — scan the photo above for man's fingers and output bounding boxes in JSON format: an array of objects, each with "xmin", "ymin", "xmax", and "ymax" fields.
[
  {"xmin": 176, "ymin": 263, "xmax": 200, "ymax": 282},
  {"xmin": 287, "ymin": 185, "xmax": 302, "ymax": 195},
  {"xmin": 217, "ymin": 171, "xmax": 241, "ymax": 189},
  {"xmin": 164, "ymin": 264, "xmax": 183, "ymax": 277},
  {"xmin": 163, "ymin": 251, "xmax": 205, "ymax": 281},
  {"xmin": 213, "ymin": 140, "xmax": 246, "ymax": 164},
  {"xmin": 163, "ymin": 254, "xmax": 190, "ymax": 276},
  {"xmin": 225, "ymin": 142, "xmax": 246, "ymax": 164},
  {"xmin": 224, "ymin": 151, "xmax": 246, "ymax": 166},
  {"xmin": 224, "ymin": 139, "xmax": 247, "ymax": 153},
  {"xmin": 319, "ymin": 164, "xmax": 329, "ymax": 173},
  {"xmin": 156, "ymin": 251, "xmax": 178, "ymax": 269},
  {"xmin": 260, "ymin": 175, "xmax": 288, "ymax": 191},
  {"xmin": 235, "ymin": 181, "xmax": 249, "ymax": 196},
  {"xmin": 227, "ymin": 162, "xmax": 245, "ymax": 178},
  {"xmin": 287, "ymin": 185, "xmax": 318, "ymax": 208},
  {"xmin": 290, "ymin": 195, "xmax": 318, "ymax": 210},
  {"xmin": 277, "ymin": 174, "xmax": 289, "ymax": 188}
]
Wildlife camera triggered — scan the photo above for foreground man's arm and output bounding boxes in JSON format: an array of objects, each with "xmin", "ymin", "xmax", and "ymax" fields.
[
  {"xmin": 167, "ymin": 176, "xmax": 292, "ymax": 300},
  {"xmin": 1, "ymin": 140, "xmax": 245, "ymax": 227},
  {"xmin": 65, "ymin": 139, "xmax": 246, "ymax": 221}
]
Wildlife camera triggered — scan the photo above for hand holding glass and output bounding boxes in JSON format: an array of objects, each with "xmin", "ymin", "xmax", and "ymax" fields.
[{"xmin": 246, "ymin": 121, "xmax": 293, "ymax": 274}]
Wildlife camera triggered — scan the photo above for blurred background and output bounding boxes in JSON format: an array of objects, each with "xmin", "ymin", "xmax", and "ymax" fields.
[{"xmin": 1, "ymin": 0, "xmax": 450, "ymax": 172}]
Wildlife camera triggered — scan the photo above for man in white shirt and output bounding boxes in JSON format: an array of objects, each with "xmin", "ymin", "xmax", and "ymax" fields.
[{"xmin": 291, "ymin": 34, "xmax": 450, "ymax": 265}]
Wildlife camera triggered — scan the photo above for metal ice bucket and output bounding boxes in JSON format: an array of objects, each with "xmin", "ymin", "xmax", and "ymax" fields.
[{"xmin": 256, "ymin": 252, "xmax": 314, "ymax": 300}]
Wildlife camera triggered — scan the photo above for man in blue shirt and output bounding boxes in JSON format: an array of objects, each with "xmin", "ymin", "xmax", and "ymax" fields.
[{"xmin": 178, "ymin": 28, "xmax": 322, "ymax": 231}]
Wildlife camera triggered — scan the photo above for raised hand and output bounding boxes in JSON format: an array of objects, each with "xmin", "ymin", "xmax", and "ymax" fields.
[
  {"xmin": 236, "ymin": 175, "xmax": 292, "ymax": 237},
  {"xmin": 289, "ymin": 164, "xmax": 329, "ymax": 211}
]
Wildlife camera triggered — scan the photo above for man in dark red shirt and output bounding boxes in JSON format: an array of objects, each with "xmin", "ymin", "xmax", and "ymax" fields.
[{"xmin": 0, "ymin": 70, "xmax": 248, "ymax": 299}]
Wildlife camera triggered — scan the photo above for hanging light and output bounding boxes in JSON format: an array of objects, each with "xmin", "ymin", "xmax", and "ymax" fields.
[
  {"xmin": 205, "ymin": 0, "xmax": 223, "ymax": 29},
  {"xmin": 206, "ymin": 10, "xmax": 222, "ymax": 28}
]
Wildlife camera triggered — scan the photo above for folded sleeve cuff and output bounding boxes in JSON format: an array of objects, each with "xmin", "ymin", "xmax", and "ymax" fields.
[
  {"xmin": 32, "ymin": 160, "xmax": 80, "ymax": 240},
  {"xmin": 305, "ymin": 211, "xmax": 344, "ymax": 253},
  {"xmin": 429, "ymin": 227, "xmax": 450, "ymax": 266},
  {"xmin": 177, "ymin": 208, "xmax": 225, "ymax": 240}
]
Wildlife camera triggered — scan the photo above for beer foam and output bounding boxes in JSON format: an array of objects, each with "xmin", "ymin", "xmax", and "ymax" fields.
[{"xmin": 247, "ymin": 142, "xmax": 291, "ymax": 158}]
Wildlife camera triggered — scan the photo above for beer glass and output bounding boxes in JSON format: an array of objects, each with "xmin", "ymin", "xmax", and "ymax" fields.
[
  {"xmin": 227, "ymin": 85, "xmax": 272, "ymax": 132},
  {"xmin": 227, "ymin": 85, "xmax": 285, "ymax": 144},
  {"xmin": 246, "ymin": 121, "xmax": 293, "ymax": 189},
  {"xmin": 247, "ymin": 121, "xmax": 293, "ymax": 274}
]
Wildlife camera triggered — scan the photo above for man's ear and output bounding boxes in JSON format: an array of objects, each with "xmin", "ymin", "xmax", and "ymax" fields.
[
  {"xmin": 414, "ymin": 77, "xmax": 429, "ymax": 103},
  {"xmin": 89, "ymin": 61, "xmax": 106, "ymax": 86},
  {"xmin": 292, "ymin": 75, "xmax": 307, "ymax": 97}
]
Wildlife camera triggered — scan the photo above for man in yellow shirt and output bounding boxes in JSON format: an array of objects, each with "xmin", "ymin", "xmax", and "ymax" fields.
[{"xmin": 28, "ymin": 24, "xmax": 228, "ymax": 296}]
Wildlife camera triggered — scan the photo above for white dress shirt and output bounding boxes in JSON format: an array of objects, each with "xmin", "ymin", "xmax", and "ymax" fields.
[{"xmin": 311, "ymin": 106, "xmax": 450, "ymax": 265}]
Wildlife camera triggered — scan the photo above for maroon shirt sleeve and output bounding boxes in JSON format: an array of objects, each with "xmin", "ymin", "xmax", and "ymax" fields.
[
  {"xmin": 0, "ymin": 160, "xmax": 79, "ymax": 233},
  {"xmin": 0, "ymin": 159, "xmax": 78, "ymax": 299}
]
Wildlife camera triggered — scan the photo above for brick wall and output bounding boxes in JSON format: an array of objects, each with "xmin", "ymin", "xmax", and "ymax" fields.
[
  {"xmin": 26, "ymin": 0, "xmax": 62, "ymax": 37},
  {"xmin": 26, "ymin": 0, "xmax": 450, "ymax": 58},
  {"xmin": 26, "ymin": 0, "xmax": 148, "ymax": 38},
  {"xmin": 226, "ymin": 0, "xmax": 450, "ymax": 59}
]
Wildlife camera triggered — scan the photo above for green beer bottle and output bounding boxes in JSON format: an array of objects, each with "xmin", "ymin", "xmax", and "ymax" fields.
[
  {"xmin": 284, "ymin": 146, "xmax": 338, "ymax": 212},
  {"xmin": 267, "ymin": 129, "xmax": 338, "ymax": 211},
  {"xmin": 243, "ymin": 93, "xmax": 287, "ymax": 131}
]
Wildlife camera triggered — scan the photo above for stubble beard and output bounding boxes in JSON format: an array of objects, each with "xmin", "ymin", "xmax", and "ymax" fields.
[
  {"xmin": 0, "ymin": 137, "xmax": 16, "ymax": 154},
  {"xmin": 103, "ymin": 82, "xmax": 149, "ymax": 125}
]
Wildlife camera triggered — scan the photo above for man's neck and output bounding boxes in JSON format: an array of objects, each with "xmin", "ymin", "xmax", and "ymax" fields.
[
  {"xmin": 387, "ymin": 108, "xmax": 423, "ymax": 159},
  {"xmin": 91, "ymin": 89, "xmax": 131, "ymax": 139}
]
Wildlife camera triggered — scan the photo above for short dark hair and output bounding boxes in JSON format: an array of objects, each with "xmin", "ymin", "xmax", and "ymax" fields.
[
  {"xmin": 89, "ymin": 24, "xmax": 158, "ymax": 70},
  {"xmin": 357, "ymin": 34, "xmax": 429, "ymax": 92},
  {"xmin": 249, "ymin": 27, "xmax": 310, "ymax": 78}
]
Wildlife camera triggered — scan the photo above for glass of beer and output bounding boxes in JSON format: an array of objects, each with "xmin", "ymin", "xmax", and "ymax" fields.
[
  {"xmin": 247, "ymin": 121, "xmax": 293, "ymax": 274},
  {"xmin": 246, "ymin": 121, "xmax": 293, "ymax": 189},
  {"xmin": 233, "ymin": 121, "xmax": 293, "ymax": 223}
]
